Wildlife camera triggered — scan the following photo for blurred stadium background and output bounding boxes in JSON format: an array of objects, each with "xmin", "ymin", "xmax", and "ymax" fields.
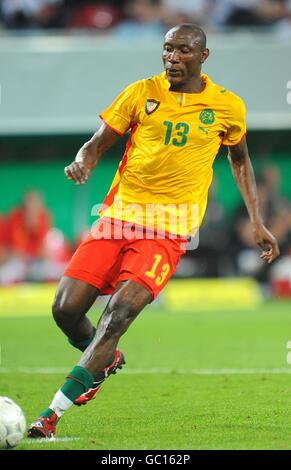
[
  {"xmin": 1, "ymin": 0, "xmax": 291, "ymax": 450},
  {"xmin": 1, "ymin": 0, "xmax": 291, "ymax": 302}
]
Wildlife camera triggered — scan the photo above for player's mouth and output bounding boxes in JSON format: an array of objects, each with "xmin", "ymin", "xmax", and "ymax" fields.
[{"xmin": 166, "ymin": 68, "xmax": 183, "ymax": 77}]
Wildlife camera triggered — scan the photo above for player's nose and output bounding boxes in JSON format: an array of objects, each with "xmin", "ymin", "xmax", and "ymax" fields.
[{"xmin": 168, "ymin": 50, "xmax": 180, "ymax": 63}]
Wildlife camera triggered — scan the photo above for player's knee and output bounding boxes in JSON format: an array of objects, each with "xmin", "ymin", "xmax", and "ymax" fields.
[{"xmin": 52, "ymin": 295, "xmax": 79, "ymax": 328}]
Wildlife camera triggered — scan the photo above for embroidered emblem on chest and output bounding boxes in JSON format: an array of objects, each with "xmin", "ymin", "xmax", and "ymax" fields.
[
  {"xmin": 145, "ymin": 99, "xmax": 160, "ymax": 115},
  {"xmin": 199, "ymin": 109, "xmax": 215, "ymax": 125}
]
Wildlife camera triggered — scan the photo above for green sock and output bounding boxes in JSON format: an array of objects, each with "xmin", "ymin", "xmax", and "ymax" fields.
[
  {"xmin": 68, "ymin": 327, "xmax": 96, "ymax": 352},
  {"xmin": 39, "ymin": 408, "xmax": 54, "ymax": 418},
  {"xmin": 39, "ymin": 366, "xmax": 94, "ymax": 419},
  {"xmin": 61, "ymin": 365, "xmax": 94, "ymax": 401}
]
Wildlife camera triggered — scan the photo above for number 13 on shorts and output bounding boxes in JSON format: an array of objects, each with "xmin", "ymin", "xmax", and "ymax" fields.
[{"xmin": 145, "ymin": 254, "xmax": 170, "ymax": 286}]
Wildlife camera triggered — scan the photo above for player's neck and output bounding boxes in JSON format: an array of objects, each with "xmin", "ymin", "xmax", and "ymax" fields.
[{"xmin": 169, "ymin": 75, "xmax": 205, "ymax": 94}]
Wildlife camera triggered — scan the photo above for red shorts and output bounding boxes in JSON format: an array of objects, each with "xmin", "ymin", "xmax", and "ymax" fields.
[{"xmin": 64, "ymin": 219, "xmax": 186, "ymax": 300}]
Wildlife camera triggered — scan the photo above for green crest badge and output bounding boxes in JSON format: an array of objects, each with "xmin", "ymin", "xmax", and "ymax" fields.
[
  {"xmin": 145, "ymin": 99, "xmax": 160, "ymax": 115},
  {"xmin": 199, "ymin": 109, "xmax": 215, "ymax": 125}
]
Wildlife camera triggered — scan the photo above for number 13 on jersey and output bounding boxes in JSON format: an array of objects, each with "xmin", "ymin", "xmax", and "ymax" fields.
[
  {"xmin": 145, "ymin": 254, "xmax": 170, "ymax": 286},
  {"xmin": 163, "ymin": 121, "xmax": 189, "ymax": 147}
]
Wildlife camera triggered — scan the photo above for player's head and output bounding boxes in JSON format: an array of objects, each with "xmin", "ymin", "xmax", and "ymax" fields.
[{"xmin": 162, "ymin": 24, "xmax": 209, "ymax": 88}]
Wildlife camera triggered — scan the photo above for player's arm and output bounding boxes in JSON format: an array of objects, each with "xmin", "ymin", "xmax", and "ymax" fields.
[
  {"xmin": 228, "ymin": 136, "xmax": 280, "ymax": 263},
  {"xmin": 64, "ymin": 123, "xmax": 120, "ymax": 185}
]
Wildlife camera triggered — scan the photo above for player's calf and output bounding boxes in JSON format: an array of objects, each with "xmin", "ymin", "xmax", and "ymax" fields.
[{"xmin": 79, "ymin": 289, "xmax": 145, "ymax": 377}]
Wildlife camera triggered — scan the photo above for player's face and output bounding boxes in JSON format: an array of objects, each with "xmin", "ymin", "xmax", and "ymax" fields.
[{"xmin": 162, "ymin": 30, "xmax": 208, "ymax": 88}]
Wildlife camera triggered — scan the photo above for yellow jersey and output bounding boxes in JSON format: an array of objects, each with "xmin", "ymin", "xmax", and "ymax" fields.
[{"xmin": 99, "ymin": 72, "xmax": 246, "ymax": 236}]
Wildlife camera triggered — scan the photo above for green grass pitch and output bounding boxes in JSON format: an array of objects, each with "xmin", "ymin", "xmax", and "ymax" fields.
[{"xmin": 1, "ymin": 299, "xmax": 291, "ymax": 450}]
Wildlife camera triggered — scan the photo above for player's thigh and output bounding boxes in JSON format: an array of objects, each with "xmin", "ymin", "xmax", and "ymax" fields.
[
  {"xmin": 53, "ymin": 276, "xmax": 100, "ymax": 317},
  {"xmin": 117, "ymin": 238, "xmax": 184, "ymax": 300},
  {"xmin": 64, "ymin": 232, "xmax": 123, "ymax": 295}
]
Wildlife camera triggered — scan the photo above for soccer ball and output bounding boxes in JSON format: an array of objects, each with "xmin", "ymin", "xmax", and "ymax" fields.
[{"xmin": 0, "ymin": 397, "xmax": 26, "ymax": 449}]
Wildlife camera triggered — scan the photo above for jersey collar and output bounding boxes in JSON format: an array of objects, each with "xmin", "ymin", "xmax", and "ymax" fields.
[{"xmin": 160, "ymin": 71, "xmax": 215, "ymax": 106}]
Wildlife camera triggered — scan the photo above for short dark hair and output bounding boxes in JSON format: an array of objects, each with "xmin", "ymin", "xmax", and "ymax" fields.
[{"xmin": 169, "ymin": 23, "xmax": 207, "ymax": 50}]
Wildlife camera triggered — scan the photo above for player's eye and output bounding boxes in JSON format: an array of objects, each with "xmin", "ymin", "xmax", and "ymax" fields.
[
  {"xmin": 181, "ymin": 48, "xmax": 190, "ymax": 54},
  {"xmin": 164, "ymin": 45, "xmax": 173, "ymax": 53}
]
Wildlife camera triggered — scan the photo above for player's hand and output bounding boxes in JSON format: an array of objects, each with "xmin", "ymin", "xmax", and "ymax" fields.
[
  {"xmin": 64, "ymin": 161, "xmax": 91, "ymax": 185},
  {"xmin": 64, "ymin": 146, "xmax": 95, "ymax": 184},
  {"xmin": 252, "ymin": 222, "xmax": 280, "ymax": 264}
]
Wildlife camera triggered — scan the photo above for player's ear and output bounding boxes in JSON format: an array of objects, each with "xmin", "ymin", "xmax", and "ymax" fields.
[{"xmin": 200, "ymin": 48, "xmax": 209, "ymax": 64}]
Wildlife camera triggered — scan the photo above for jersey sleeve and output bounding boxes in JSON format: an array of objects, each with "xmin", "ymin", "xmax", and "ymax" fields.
[
  {"xmin": 99, "ymin": 80, "xmax": 143, "ymax": 136},
  {"xmin": 222, "ymin": 95, "xmax": 247, "ymax": 146}
]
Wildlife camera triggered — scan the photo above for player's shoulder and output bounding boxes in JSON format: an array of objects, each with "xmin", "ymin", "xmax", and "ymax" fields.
[
  {"xmin": 127, "ymin": 75, "xmax": 163, "ymax": 89},
  {"xmin": 212, "ymin": 80, "xmax": 246, "ymax": 109},
  {"xmin": 122, "ymin": 78, "xmax": 145, "ymax": 92}
]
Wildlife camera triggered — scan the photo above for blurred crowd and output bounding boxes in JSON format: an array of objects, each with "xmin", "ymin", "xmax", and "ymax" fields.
[
  {"xmin": 1, "ymin": 167, "xmax": 291, "ymax": 295},
  {"xmin": 176, "ymin": 166, "xmax": 291, "ymax": 295},
  {"xmin": 0, "ymin": 191, "xmax": 72, "ymax": 284},
  {"xmin": 1, "ymin": 0, "xmax": 291, "ymax": 35}
]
